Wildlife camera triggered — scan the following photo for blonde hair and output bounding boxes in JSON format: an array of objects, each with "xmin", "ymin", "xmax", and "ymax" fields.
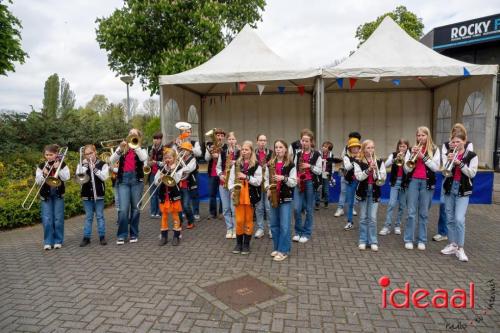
[
  {"xmin": 358, "ymin": 139, "xmax": 377, "ymax": 163},
  {"xmin": 84, "ymin": 144, "xmax": 97, "ymax": 154},
  {"xmin": 162, "ymin": 148, "xmax": 177, "ymax": 160},
  {"xmin": 416, "ymin": 126, "xmax": 436, "ymax": 158},
  {"xmin": 270, "ymin": 139, "xmax": 292, "ymax": 167},
  {"xmin": 237, "ymin": 140, "xmax": 257, "ymax": 168},
  {"xmin": 451, "ymin": 123, "xmax": 468, "ymax": 141}
]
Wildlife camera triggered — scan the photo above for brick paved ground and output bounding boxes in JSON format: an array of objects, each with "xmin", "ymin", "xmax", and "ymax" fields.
[{"xmin": 1, "ymin": 200, "xmax": 499, "ymax": 332}]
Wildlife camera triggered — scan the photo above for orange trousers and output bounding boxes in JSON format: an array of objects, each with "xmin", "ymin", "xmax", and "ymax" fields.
[
  {"xmin": 160, "ymin": 200, "xmax": 182, "ymax": 231},
  {"xmin": 235, "ymin": 204, "xmax": 253, "ymax": 235}
]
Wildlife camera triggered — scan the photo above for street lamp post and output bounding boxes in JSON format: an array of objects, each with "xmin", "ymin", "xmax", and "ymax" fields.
[{"xmin": 120, "ymin": 75, "xmax": 134, "ymax": 122}]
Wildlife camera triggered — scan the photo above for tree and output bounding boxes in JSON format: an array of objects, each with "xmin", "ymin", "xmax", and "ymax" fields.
[
  {"xmin": 85, "ymin": 94, "xmax": 109, "ymax": 114},
  {"xmin": 121, "ymin": 97, "xmax": 138, "ymax": 117},
  {"xmin": 59, "ymin": 78, "xmax": 76, "ymax": 116},
  {"xmin": 143, "ymin": 98, "xmax": 160, "ymax": 117},
  {"xmin": 95, "ymin": 0, "xmax": 266, "ymax": 94},
  {"xmin": 42, "ymin": 74, "xmax": 60, "ymax": 119},
  {"xmin": 0, "ymin": 0, "xmax": 28, "ymax": 75},
  {"xmin": 355, "ymin": 6, "xmax": 424, "ymax": 47}
]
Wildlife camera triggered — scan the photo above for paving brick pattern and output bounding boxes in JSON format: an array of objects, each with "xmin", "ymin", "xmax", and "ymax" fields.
[{"xmin": 0, "ymin": 201, "xmax": 499, "ymax": 332}]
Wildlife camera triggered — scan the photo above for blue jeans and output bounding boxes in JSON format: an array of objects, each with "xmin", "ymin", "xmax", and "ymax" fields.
[
  {"xmin": 83, "ymin": 199, "xmax": 106, "ymax": 238},
  {"xmin": 437, "ymin": 182, "xmax": 448, "ymax": 236},
  {"xmin": 219, "ymin": 185, "xmax": 235, "ymax": 230},
  {"xmin": 404, "ymin": 178, "xmax": 433, "ymax": 244},
  {"xmin": 345, "ymin": 180, "xmax": 358, "ymax": 223},
  {"xmin": 117, "ymin": 172, "xmax": 144, "ymax": 239},
  {"xmin": 113, "ymin": 185, "xmax": 120, "ymax": 212},
  {"xmin": 208, "ymin": 176, "xmax": 220, "ymax": 216},
  {"xmin": 338, "ymin": 176, "xmax": 347, "ymax": 208},
  {"xmin": 180, "ymin": 188, "xmax": 194, "ymax": 224},
  {"xmin": 190, "ymin": 173, "xmax": 200, "ymax": 215},
  {"xmin": 41, "ymin": 193, "xmax": 65, "ymax": 245},
  {"xmin": 256, "ymin": 193, "xmax": 270, "ymax": 231},
  {"xmin": 383, "ymin": 178, "xmax": 406, "ymax": 228},
  {"xmin": 445, "ymin": 181, "xmax": 469, "ymax": 247},
  {"xmin": 148, "ymin": 173, "xmax": 160, "ymax": 216},
  {"xmin": 359, "ymin": 185, "xmax": 378, "ymax": 245},
  {"xmin": 270, "ymin": 202, "xmax": 292, "ymax": 254},
  {"xmin": 315, "ymin": 178, "xmax": 330, "ymax": 206},
  {"xmin": 294, "ymin": 180, "xmax": 314, "ymax": 237}
]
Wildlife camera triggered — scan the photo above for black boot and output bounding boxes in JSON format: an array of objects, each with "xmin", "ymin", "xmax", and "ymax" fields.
[
  {"xmin": 99, "ymin": 236, "xmax": 107, "ymax": 246},
  {"xmin": 79, "ymin": 237, "xmax": 90, "ymax": 247},
  {"xmin": 159, "ymin": 230, "xmax": 168, "ymax": 246},
  {"xmin": 172, "ymin": 230, "xmax": 181, "ymax": 246},
  {"xmin": 241, "ymin": 234, "xmax": 251, "ymax": 255},
  {"xmin": 233, "ymin": 235, "xmax": 243, "ymax": 254}
]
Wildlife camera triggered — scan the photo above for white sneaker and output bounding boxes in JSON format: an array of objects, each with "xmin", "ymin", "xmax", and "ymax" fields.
[
  {"xmin": 298, "ymin": 236, "xmax": 309, "ymax": 243},
  {"xmin": 441, "ymin": 243, "xmax": 458, "ymax": 255},
  {"xmin": 405, "ymin": 242, "xmax": 414, "ymax": 250},
  {"xmin": 292, "ymin": 235, "xmax": 300, "ymax": 242},
  {"xmin": 358, "ymin": 243, "xmax": 366, "ymax": 250},
  {"xmin": 53, "ymin": 244, "xmax": 62, "ymax": 249},
  {"xmin": 394, "ymin": 227, "xmax": 401, "ymax": 235},
  {"xmin": 116, "ymin": 238, "xmax": 125, "ymax": 245},
  {"xmin": 232, "ymin": 230, "xmax": 237, "ymax": 239},
  {"xmin": 43, "ymin": 245, "xmax": 51, "ymax": 251},
  {"xmin": 432, "ymin": 234, "xmax": 448, "ymax": 242},
  {"xmin": 371, "ymin": 244, "xmax": 379, "ymax": 252},
  {"xmin": 456, "ymin": 248, "xmax": 468, "ymax": 262},
  {"xmin": 417, "ymin": 243, "xmax": 426, "ymax": 251},
  {"xmin": 343, "ymin": 222, "xmax": 353, "ymax": 231},
  {"xmin": 226, "ymin": 230, "xmax": 233, "ymax": 239},
  {"xmin": 334, "ymin": 208, "xmax": 344, "ymax": 217},
  {"xmin": 270, "ymin": 251, "xmax": 279, "ymax": 257},
  {"xmin": 254, "ymin": 229, "xmax": 264, "ymax": 239},
  {"xmin": 129, "ymin": 237, "xmax": 138, "ymax": 243},
  {"xmin": 268, "ymin": 231, "xmax": 272, "ymax": 239},
  {"xmin": 379, "ymin": 227, "xmax": 390, "ymax": 236},
  {"xmin": 353, "ymin": 209, "xmax": 357, "ymax": 216},
  {"xmin": 194, "ymin": 214, "xmax": 200, "ymax": 221},
  {"xmin": 273, "ymin": 253, "xmax": 288, "ymax": 261}
]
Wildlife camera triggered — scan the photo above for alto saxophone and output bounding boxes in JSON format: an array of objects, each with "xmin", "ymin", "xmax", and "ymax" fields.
[
  {"xmin": 232, "ymin": 162, "xmax": 242, "ymax": 206},
  {"xmin": 223, "ymin": 148, "xmax": 233, "ymax": 190},
  {"xmin": 268, "ymin": 160, "xmax": 279, "ymax": 208}
]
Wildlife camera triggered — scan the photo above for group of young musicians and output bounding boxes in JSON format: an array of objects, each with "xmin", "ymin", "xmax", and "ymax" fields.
[{"xmin": 33, "ymin": 122, "xmax": 478, "ymax": 263}]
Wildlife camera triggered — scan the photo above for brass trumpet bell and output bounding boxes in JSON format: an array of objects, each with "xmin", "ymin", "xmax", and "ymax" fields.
[
  {"xmin": 127, "ymin": 134, "xmax": 141, "ymax": 149},
  {"xmin": 143, "ymin": 165, "xmax": 151, "ymax": 175}
]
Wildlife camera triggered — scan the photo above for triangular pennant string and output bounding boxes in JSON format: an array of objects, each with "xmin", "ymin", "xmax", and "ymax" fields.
[
  {"xmin": 463, "ymin": 67, "xmax": 471, "ymax": 77},
  {"xmin": 297, "ymin": 85, "xmax": 305, "ymax": 96},
  {"xmin": 278, "ymin": 86, "xmax": 285, "ymax": 94},
  {"xmin": 349, "ymin": 78, "xmax": 358, "ymax": 89},
  {"xmin": 336, "ymin": 78, "xmax": 344, "ymax": 88},
  {"xmin": 257, "ymin": 84, "xmax": 265, "ymax": 96},
  {"xmin": 371, "ymin": 76, "xmax": 381, "ymax": 83},
  {"xmin": 392, "ymin": 79, "xmax": 401, "ymax": 86},
  {"xmin": 238, "ymin": 82, "xmax": 247, "ymax": 92}
]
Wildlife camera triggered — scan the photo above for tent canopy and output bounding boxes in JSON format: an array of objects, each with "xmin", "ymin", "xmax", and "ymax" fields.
[
  {"xmin": 322, "ymin": 17, "xmax": 497, "ymax": 89},
  {"xmin": 159, "ymin": 24, "xmax": 320, "ymax": 95}
]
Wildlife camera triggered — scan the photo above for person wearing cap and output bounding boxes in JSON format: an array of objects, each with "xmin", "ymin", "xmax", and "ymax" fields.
[
  {"xmin": 205, "ymin": 128, "xmax": 227, "ymax": 219},
  {"xmin": 147, "ymin": 132, "xmax": 164, "ymax": 219},
  {"xmin": 335, "ymin": 132, "xmax": 361, "ymax": 218},
  {"xmin": 178, "ymin": 141, "xmax": 198, "ymax": 229},
  {"xmin": 342, "ymin": 137, "xmax": 361, "ymax": 231}
]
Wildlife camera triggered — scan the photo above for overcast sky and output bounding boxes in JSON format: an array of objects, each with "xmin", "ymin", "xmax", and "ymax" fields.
[{"xmin": 1, "ymin": 0, "xmax": 499, "ymax": 113}]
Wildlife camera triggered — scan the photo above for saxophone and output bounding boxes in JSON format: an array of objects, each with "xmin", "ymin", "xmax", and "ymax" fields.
[
  {"xmin": 232, "ymin": 161, "xmax": 242, "ymax": 206},
  {"xmin": 268, "ymin": 160, "xmax": 279, "ymax": 208},
  {"xmin": 223, "ymin": 147, "xmax": 233, "ymax": 190},
  {"xmin": 298, "ymin": 151, "xmax": 306, "ymax": 192}
]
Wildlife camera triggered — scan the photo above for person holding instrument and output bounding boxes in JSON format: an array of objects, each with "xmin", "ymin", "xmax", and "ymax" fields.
[
  {"xmin": 110, "ymin": 128, "xmax": 148, "ymax": 245},
  {"xmin": 147, "ymin": 132, "xmax": 164, "ymax": 219},
  {"xmin": 205, "ymin": 128, "xmax": 226, "ymax": 219},
  {"xmin": 76, "ymin": 144, "xmax": 109, "ymax": 247}
]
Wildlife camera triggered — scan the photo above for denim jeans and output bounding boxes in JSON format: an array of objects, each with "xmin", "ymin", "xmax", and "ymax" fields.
[
  {"xmin": 113, "ymin": 185, "xmax": 120, "ymax": 212},
  {"xmin": 255, "ymin": 193, "xmax": 270, "ymax": 231},
  {"xmin": 359, "ymin": 184, "xmax": 378, "ymax": 245},
  {"xmin": 180, "ymin": 188, "xmax": 194, "ymax": 224},
  {"xmin": 41, "ymin": 193, "xmax": 65, "ymax": 246},
  {"xmin": 83, "ymin": 199, "xmax": 106, "ymax": 238},
  {"xmin": 117, "ymin": 172, "xmax": 144, "ymax": 239},
  {"xmin": 383, "ymin": 177, "xmax": 407, "ymax": 228},
  {"xmin": 208, "ymin": 176, "xmax": 220, "ymax": 216},
  {"xmin": 445, "ymin": 181, "xmax": 469, "ymax": 247},
  {"xmin": 338, "ymin": 176, "xmax": 347, "ymax": 208},
  {"xmin": 294, "ymin": 180, "xmax": 314, "ymax": 237},
  {"xmin": 219, "ymin": 185, "xmax": 235, "ymax": 230},
  {"xmin": 190, "ymin": 173, "xmax": 200, "ymax": 216},
  {"xmin": 437, "ymin": 182, "xmax": 448, "ymax": 236},
  {"xmin": 315, "ymin": 178, "xmax": 330, "ymax": 206},
  {"xmin": 404, "ymin": 178, "xmax": 433, "ymax": 244},
  {"xmin": 148, "ymin": 173, "xmax": 160, "ymax": 216},
  {"xmin": 345, "ymin": 180, "xmax": 358, "ymax": 223},
  {"xmin": 270, "ymin": 202, "xmax": 292, "ymax": 254}
]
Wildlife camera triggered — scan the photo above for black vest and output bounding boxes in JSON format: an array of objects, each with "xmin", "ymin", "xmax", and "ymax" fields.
[
  {"xmin": 255, "ymin": 148, "xmax": 273, "ymax": 164},
  {"xmin": 443, "ymin": 151, "xmax": 476, "ymax": 197},
  {"xmin": 184, "ymin": 155, "xmax": 199, "ymax": 190},
  {"xmin": 39, "ymin": 161, "xmax": 67, "ymax": 199},
  {"xmin": 389, "ymin": 152, "xmax": 409, "ymax": 189},
  {"xmin": 240, "ymin": 163, "xmax": 261, "ymax": 206},
  {"xmin": 274, "ymin": 162, "xmax": 295, "ymax": 203},
  {"xmin": 220, "ymin": 147, "xmax": 240, "ymax": 173},
  {"xmin": 158, "ymin": 182, "xmax": 182, "ymax": 203},
  {"xmin": 149, "ymin": 144, "xmax": 163, "ymax": 173},
  {"xmin": 206, "ymin": 142, "xmax": 228, "ymax": 176},
  {"xmin": 117, "ymin": 150, "xmax": 144, "ymax": 182},
  {"xmin": 406, "ymin": 146, "xmax": 438, "ymax": 190},
  {"xmin": 296, "ymin": 150, "xmax": 321, "ymax": 189},
  {"xmin": 80, "ymin": 160, "xmax": 106, "ymax": 200},
  {"xmin": 355, "ymin": 160, "xmax": 383, "ymax": 202},
  {"xmin": 344, "ymin": 155, "xmax": 357, "ymax": 184}
]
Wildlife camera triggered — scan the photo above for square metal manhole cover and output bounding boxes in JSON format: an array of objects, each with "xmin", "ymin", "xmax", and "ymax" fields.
[{"xmin": 190, "ymin": 272, "xmax": 294, "ymax": 319}]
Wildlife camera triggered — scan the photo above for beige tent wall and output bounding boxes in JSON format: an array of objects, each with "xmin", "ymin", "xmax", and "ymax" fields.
[
  {"xmin": 433, "ymin": 76, "xmax": 496, "ymax": 167},
  {"xmin": 325, "ymin": 90, "xmax": 431, "ymax": 158},
  {"xmin": 202, "ymin": 94, "xmax": 312, "ymax": 145}
]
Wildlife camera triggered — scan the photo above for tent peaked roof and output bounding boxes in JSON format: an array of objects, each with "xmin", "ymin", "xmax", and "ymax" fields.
[
  {"xmin": 159, "ymin": 24, "xmax": 319, "ymax": 85},
  {"xmin": 323, "ymin": 16, "xmax": 497, "ymax": 78}
]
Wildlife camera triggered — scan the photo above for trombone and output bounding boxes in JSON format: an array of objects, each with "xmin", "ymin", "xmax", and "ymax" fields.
[
  {"xmin": 75, "ymin": 146, "xmax": 90, "ymax": 185},
  {"xmin": 22, "ymin": 147, "xmax": 68, "ymax": 210},
  {"xmin": 406, "ymin": 142, "xmax": 422, "ymax": 169},
  {"xmin": 442, "ymin": 146, "xmax": 459, "ymax": 177}
]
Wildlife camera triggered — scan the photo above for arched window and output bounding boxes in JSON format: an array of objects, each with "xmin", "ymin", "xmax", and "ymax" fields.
[
  {"xmin": 463, "ymin": 91, "xmax": 486, "ymax": 148},
  {"xmin": 436, "ymin": 99, "xmax": 452, "ymax": 146},
  {"xmin": 163, "ymin": 99, "xmax": 180, "ymax": 143},
  {"xmin": 187, "ymin": 105, "xmax": 199, "ymax": 140}
]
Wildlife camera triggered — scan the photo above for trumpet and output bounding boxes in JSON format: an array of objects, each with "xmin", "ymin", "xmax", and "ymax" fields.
[
  {"xmin": 442, "ymin": 146, "xmax": 459, "ymax": 177},
  {"xmin": 75, "ymin": 146, "xmax": 90, "ymax": 185},
  {"xmin": 371, "ymin": 153, "xmax": 385, "ymax": 186},
  {"xmin": 205, "ymin": 128, "xmax": 222, "ymax": 154},
  {"xmin": 394, "ymin": 152, "xmax": 405, "ymax": 167},
  {"xmin": 22, "ymin": 147, "xmax": 68, "ymax": 210},
  {"xmin": 143, "ymin": 148, "xmax": 151, "ymax": 175},
  {"xmin": 406, "ymin": 142, "xmax": 422, "ymax": 169}
]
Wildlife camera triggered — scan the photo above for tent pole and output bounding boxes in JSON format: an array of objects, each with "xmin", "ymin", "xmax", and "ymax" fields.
[
  {"xmin": 315, "ymin": 78, "xmax": 325, "ymax": 147},
  {"xmin": 159, "ymin": 85, "xmax": 166, "ymax": 146}
]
